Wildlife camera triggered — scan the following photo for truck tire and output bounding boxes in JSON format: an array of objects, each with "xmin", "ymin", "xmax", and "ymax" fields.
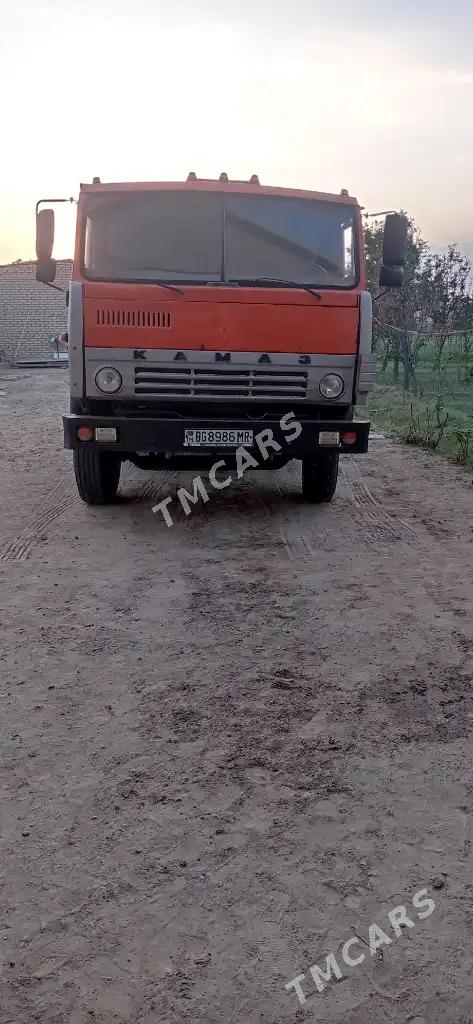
[
  {"xmin": 73, "ymin": 449, "xmax": 121, "ymax": 505},
  {"xmin": 301, "ymin": 452, "xmax": 339, "ymax": 503}
]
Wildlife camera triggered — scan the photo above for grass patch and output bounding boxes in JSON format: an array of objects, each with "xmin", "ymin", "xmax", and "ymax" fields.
[{"xmin": 367, "ymin": 364, "xmax": 473, "ymax": 470}]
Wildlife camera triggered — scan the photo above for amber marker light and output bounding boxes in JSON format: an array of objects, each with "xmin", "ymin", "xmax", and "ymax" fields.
[{"xmin": 77, "ymin": 426, "xmax": 94, "ymax": 441}]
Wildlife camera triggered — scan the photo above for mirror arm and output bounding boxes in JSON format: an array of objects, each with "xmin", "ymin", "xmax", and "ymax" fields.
[
  {"xmin": 373, "ymin": 289, "xmax": 389, "ymax": 303},
  {"xmin": 44, "ymin": 281, "xmax": 66, "ymax": 294},
  {"xmin": 36, "ymin": 197, "xmax": 75, "ymax": 214}
]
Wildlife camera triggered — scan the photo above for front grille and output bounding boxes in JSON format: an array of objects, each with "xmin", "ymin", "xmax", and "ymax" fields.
[
  {"xmin": 96, "ymin": 308, "xmax": 172, "ymax": 328},
  {"xmin": 134, "ymin": 366, "xmax": 308, "ymax": 400}
]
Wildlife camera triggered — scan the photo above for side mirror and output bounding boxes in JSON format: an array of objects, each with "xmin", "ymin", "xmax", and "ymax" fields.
[
  {"xmin": 36, "ymin": 208, "xmax": 55, "ymax": 260},
  {"xmin": 36, "ymin": 208, "xmax": 56, "ymax": 283},
  {"xmin": 379, "ymin": 264, "xmax": 404, "ymax": 288},
  {"xmin": 36, "ymin": 257, "xmax": 57, "ymax": 283},
  {"xmin": 379, "ymin": 213, "xmax": 407, "ymax": 288}
]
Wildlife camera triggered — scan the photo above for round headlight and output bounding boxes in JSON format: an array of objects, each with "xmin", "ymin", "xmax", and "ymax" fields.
[
  {"xmin": 319, "ymin": 373, "xmax": 345, "ymax": 400},
  {"xmin": 95, "ymin": 367, "xmax": 122, "ymax": 394}
]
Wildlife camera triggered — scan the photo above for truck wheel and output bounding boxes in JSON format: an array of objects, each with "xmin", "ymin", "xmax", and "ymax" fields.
[
  {"xmin": 301, "ymin": 453, "xmax": 339, "ymax": 503},
  {"xmin": 73, "ymin": 449, "xmax": 121, "ymax": 505}
]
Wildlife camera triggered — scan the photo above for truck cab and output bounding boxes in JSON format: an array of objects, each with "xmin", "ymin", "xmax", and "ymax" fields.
[{"xmin": 35, "ymin": 174, "xmax": 406, "ymax": 505}]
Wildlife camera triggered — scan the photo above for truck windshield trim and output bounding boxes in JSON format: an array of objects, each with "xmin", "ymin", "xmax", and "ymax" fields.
[{"xmin": 81, "ymin": 191, "xmax": 359, "ymax": 291}]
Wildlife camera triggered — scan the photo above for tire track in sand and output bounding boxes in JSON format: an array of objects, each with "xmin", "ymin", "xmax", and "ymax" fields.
[
  {"xmin": 0, "ymin": 477, "xmax": 74, "ymax": 563},
  {"xmin": 342, "ymin": 454, "xmax": 418, "ymax": 548}
]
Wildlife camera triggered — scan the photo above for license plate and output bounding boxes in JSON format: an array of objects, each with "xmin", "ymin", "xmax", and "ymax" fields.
[{"xmin": 184, "ymin": 428, "xmax": 254, "ymax": 448}]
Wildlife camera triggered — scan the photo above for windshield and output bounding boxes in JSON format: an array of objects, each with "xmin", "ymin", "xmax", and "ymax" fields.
[{"xmin": 83, "ymin": 191, "xmax": 357, "ymax": 288}]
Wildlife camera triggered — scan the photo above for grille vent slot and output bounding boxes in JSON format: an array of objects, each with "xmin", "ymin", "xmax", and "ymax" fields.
[
  {"xmin": 134, "ymin": 366, "xmax": 308, "ymax": 400},
  {"xmin": 96, "ymin": 309, "xmax": 172, "ymax": 328}
]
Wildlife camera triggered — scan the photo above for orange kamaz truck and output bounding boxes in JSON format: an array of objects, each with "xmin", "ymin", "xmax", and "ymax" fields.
[{"xmin": 35, "ymin": 174, "xmax": 406, "ymax": 505}]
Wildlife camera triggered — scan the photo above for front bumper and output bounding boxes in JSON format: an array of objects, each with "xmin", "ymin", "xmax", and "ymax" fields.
[{"xmin": 63, "ymin": 414, "xmax": 370, "ymax": 454}]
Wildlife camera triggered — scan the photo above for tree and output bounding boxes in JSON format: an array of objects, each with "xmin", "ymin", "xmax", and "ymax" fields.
[
  {"xmin": 364, "ymin": 215, "xmax": 427, "ymax": 393},
  {"xmin": 421, "ymin": 245, "xmax": 472, "ymax": 359}
]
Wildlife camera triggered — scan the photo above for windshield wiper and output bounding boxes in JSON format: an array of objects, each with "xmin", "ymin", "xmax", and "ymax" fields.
[
  {"xmin": 150, "ymin": 280, "xmax": 186, "ymax": 295},
  {"xmin": 91, "ymin": 277, "xmax": 186, "ymax": 294},
  {"xmin": 228, "ymin": 277, "xmax": 322, "ymax": 299}
]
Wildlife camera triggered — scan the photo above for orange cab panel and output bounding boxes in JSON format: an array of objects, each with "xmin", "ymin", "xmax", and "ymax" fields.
[{"xmin": 83, "ymin": 285, "xmax": 359, "ymax": 356}]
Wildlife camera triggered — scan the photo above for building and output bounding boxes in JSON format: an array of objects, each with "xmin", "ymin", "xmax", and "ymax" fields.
[{"xmin": 0, "ymin": 259, "xmax": 72, "ymax": 363}]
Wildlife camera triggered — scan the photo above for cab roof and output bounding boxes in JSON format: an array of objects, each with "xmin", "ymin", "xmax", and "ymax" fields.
[{"xmin": 79, "ymin": 176, "xmax": 359, "ymax": 206}]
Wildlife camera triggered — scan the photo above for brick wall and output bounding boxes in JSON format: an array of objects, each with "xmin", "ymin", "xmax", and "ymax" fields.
[{"xmin": 0, "ymin": 260, "xmax": 72, "ymax": 362}]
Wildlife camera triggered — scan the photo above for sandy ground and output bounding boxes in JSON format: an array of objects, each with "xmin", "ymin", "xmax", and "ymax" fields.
[{"xmin": 1, "ymin": 368, "xmax": 473, "ymax": 1024}]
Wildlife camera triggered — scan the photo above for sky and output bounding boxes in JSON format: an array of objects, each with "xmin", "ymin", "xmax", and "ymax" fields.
[{"xmin": 1, "ymin": 0, "xmax": 472, "ymax": 264}]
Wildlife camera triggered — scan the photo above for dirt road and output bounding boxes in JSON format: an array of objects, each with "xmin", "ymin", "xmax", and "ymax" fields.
[{"xmin": 1, "ymin": 369, "xmax": 473, "ymax": 1024}]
